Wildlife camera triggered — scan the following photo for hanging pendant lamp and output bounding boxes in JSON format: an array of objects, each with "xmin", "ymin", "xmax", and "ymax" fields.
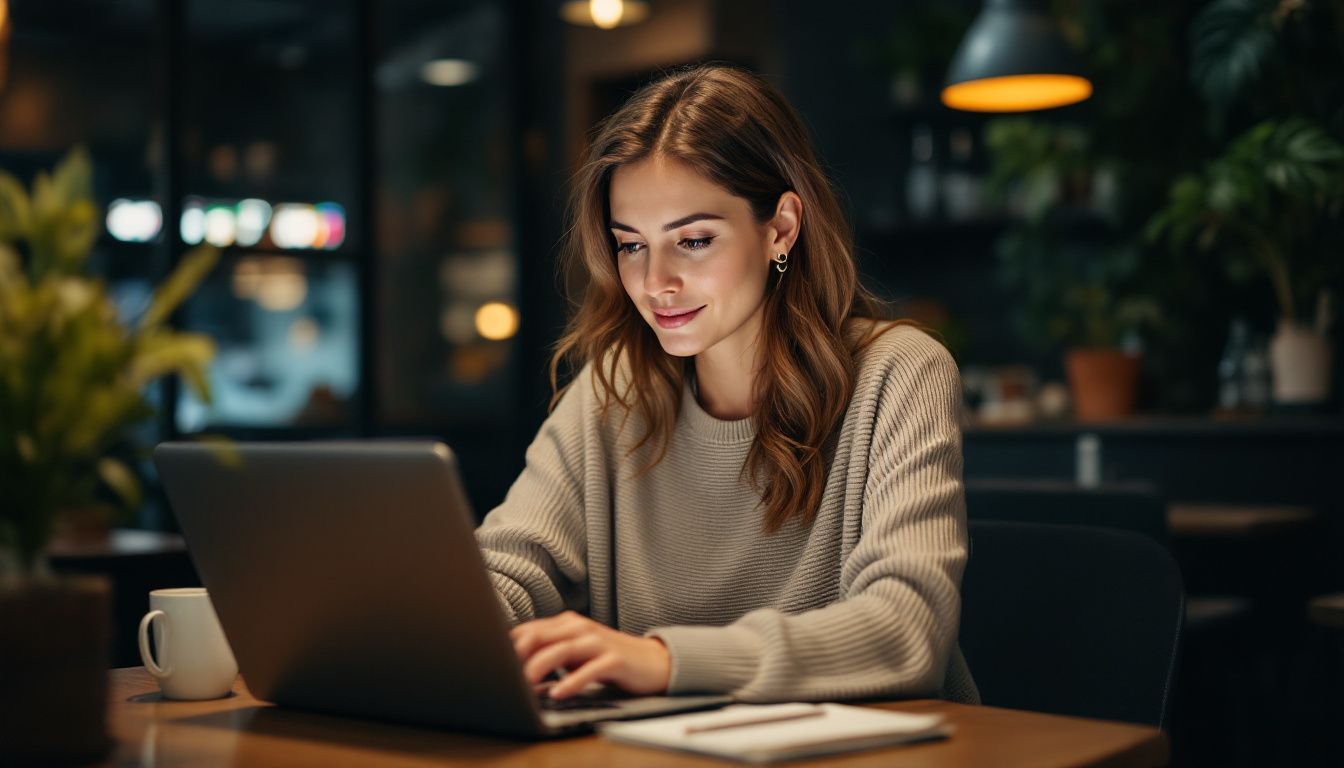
[{"xmin": 941, "ymin": 0, "xmax": 1092, "ymax": 113}]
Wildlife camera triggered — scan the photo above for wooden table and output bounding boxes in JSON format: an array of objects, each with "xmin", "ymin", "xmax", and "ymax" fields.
[{"xmin": 100, "ymin": 668, "xmax": 1168, "ymax": 767}]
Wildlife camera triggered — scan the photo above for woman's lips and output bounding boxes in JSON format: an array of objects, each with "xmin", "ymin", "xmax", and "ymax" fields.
[{"xmin": 653, "ymin": 306, "xmax": 704, "ymax": 329}]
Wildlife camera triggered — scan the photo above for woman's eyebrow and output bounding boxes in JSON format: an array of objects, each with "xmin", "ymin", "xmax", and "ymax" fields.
[{"xmin": 609, "ymin": 212, "xmax": 725, "ymax": 234}]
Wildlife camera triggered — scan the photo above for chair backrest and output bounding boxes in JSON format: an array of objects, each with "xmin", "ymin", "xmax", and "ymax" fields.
[
  {"xmin": 959, "ymin": 520, "xmax": 1184, "ymax": 728},
  {"xmin": 965, "ymin": 478, "xmax": 1171, "ymax": 545}
]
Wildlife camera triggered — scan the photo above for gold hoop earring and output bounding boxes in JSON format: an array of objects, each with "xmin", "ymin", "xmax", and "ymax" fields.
[{"xmin": 772, "ymin": 252, "xmax": 789, "ymax": 273}]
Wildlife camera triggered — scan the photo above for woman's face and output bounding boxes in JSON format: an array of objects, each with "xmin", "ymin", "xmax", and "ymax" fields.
[{"xmin": 609, "ymin": 156, "xmax": 777, "ymax": 359}]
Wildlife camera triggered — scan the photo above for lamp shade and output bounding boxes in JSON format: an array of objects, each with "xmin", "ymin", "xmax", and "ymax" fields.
[{"xmin": 942, "ymin": 0, "xmax": 1091, "ymax": 113}]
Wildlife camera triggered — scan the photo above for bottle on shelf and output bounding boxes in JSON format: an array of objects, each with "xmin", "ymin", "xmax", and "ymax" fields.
[
  {"xmin": 904, "ymin": 123, "xmax": 939, "ymax": 221},
  {"xmin": 1217, "ymin": 318, "xmax": 1249, "ymax": 412},
  {"xmin": 1075, "ymin": 433, "xmax": 1102, "ymax": 488},
  {"xmin": 940, "ymin": 127, "xmax": 983, "ymax": 221},
  {"xmin": 1241, "ymin": 331, "xmax": 1272, "ymax": 411}
]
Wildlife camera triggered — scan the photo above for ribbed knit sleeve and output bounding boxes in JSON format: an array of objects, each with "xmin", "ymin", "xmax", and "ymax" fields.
[
  {"xmin": 475, "ymin": 373, "xmax": 592, "ymax": 624},
  {"xmin": 648, "ymin": 333, "xmax": 969, "ymax": 702}
]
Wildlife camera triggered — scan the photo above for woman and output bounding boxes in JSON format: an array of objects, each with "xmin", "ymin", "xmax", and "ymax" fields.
[{"xmin": 476, "ymin": 63, "xmax": 978, "ymax": 705}]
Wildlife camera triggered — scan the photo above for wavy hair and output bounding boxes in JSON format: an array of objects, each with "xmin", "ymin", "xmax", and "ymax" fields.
[{"xmin": 549, "ymin": 62, "xmax": 909, "ymax": 533}]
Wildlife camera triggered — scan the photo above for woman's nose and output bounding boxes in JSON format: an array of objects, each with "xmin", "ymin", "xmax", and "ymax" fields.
[{"xmin": 643, "ymin": 246, "xmax": 681, "ymax": 295}]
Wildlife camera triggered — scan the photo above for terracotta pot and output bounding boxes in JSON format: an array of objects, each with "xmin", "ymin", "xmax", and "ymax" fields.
[
  {"xmin": 1269, "ymin": 320, "xmax": 1332, "ymax": 404},
  {"xmin": 1064, "ymin": 347, "xmax": 1141, "ymax": 422},
  {"xmin": 0, "ymin": 575, "xmax": 112, "ymax": 765},
  {"xmin": 52, "ymin": 506, "xmax": 113, "ymax": 548}
]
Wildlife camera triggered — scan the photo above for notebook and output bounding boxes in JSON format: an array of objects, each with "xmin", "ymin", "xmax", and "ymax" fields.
[{"xmin": 598, "ymin": 702, "xmax": 953, "ymax": 763}]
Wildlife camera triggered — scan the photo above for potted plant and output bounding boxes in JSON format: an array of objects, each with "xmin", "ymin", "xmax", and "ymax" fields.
[
  {"xmin": 0, "ymin": 148, "xmax": 217, "ymax": 764},
  {"xmin": 1147, "ymin": 0, "xmax": 1344, "ymax": 407},
  {"xmin": 986, "ymin": 119, "xmax": 1163, "ymax": 421},
  {"xmin": 1147, "ymin": 119, "xmax": 1344, "ymax": 405}
]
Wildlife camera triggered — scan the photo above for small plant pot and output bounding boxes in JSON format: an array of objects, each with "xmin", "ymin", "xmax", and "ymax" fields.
[
  {"xmin": 1065, "ymin": 347, "xmax": 1141, "ymax": 422},
  {"xmin": 0, "ymin": 575, "xmax": 112, "ymax": 766},
  {"xmin": 1269, "ymin": 320, "xmax": 1332, "ymax": 405}
]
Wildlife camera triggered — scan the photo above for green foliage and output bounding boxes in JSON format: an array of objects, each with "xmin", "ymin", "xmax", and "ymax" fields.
[
  {"xmin": 0, "ymin": 149, "xmax": 218, "ymax": 577},
  {"xmin": 997, "ymin": 225, "xmax": 1163, "ymax": 350},
  {"xmin": 1147, "ymin": 118, "xmax": 1344, "ymax": 321},
  {"xmin": 1190, "ymin": 0, "xmax": 1280, "ymax": 128},
  {"xmin": 984, "ymin": 119, "xmax": 1093, "ymax": 223},
  {"xmin": 1189, "ymin": 0, "xmax": 1344, "ymax": 135},
  {"xmin": 981, "ymin": 3, "xmax": 1213, "ymax": 358},
  {"xmin": 985, "ymin": 117, "xmax": 1161, "ymax": 349}
]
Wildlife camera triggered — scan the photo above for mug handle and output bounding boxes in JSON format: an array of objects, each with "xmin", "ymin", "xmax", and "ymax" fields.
[{"xmin": 138, "ymin": 610, "xmax": 173, "ymax": 678}]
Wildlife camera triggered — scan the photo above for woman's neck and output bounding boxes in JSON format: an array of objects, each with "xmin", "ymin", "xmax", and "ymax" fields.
[{"xmin": 692, "ymin": 330, "xmax": 763, "ymax": 422}]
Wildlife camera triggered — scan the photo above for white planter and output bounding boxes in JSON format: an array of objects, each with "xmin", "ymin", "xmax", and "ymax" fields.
[{"xmin": 1269, "ymin": 320, "xmax": 1333, "ymax": 404}]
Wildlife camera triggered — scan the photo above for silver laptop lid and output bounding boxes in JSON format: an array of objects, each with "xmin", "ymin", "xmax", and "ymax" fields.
[{"xmin": 154, "ymin": 440, "xmax": 548, "ymax": 737}]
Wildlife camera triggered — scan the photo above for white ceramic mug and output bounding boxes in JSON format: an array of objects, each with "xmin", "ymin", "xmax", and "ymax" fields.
[{"xmin": 138, "ymin": 588, "xmax": 238, "ymax": 700}]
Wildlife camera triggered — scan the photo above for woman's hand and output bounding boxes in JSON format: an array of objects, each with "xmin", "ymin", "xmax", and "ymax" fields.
[{"xmin": 510, "ymin": 610, "xmax": 671, "ymax": 699}]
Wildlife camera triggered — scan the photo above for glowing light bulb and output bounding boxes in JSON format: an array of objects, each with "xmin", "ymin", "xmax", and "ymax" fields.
[
  {"xmin": 106, "ymin": 199, "xmax": 162, "ymax": 242},
  {"xmin": 421, "ymin": 59, "xmax": 479, "ymax": 87},
  {"xmin": 235, "ymin": 198, "xmax": 272, "ymax": 247},
  {"xmin": 314, "ymin": 202, "xmax": 346, "ymax": 250},
  {"xmin": 941, "ymin": 74, "xmax": 1092, "ymax": 112},
  {"xmin": 203, "ymin": 206, "xmax": 237, "ymax": 247},
  {"xmin": 271, "ymin": 204, "xmax": 319, "ymax": 249},
  {"xmin": 589, "ymin": 0, "xmax": 624, "ymax": 29},
  {"xmin": 180, "ymin": 200, "xmax": 206, "ymax": 245},
  {"xmin": 475, "ymin": 301, "xmax": 520, "ymax": 341}
]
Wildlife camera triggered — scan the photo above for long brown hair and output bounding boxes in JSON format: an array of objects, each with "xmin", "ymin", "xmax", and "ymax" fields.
[{"xmin": 550, "ymin": 62, "xmax": 907, "ymax": 533}]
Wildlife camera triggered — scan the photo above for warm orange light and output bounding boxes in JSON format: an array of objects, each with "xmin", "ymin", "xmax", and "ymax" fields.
[
  {"xmin": 474, "ymin": 302, "xmax": 519, "ymax": 341},
  {"xmin": 559, "ymin": 0, "xmax": 650, "ymax": 28},
  {"xmin": 1, "ymin": 0, "xmax": 10, "ymax": 94},
  {"xmin": 941, "ymin": 74, "xmax": 1092, "ymax": 113}
]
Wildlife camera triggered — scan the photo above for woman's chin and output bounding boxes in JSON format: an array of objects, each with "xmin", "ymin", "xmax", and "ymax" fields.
[{"xmin": 651, "ymin": 331, "xmax": 703, "ymax": 358}]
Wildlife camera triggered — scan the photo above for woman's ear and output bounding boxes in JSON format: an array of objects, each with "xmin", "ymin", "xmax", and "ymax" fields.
[{"xmin": 767, "ymin": 191, "xmax": 803, "ymax": 257}]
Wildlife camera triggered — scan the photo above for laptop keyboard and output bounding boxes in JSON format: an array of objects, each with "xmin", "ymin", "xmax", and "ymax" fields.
[
  {"xmin": 535, "ymin": 695, "xmax": 621, "ymax": 711},
  {"xmin": 533, "ymin": 680, "xmax": 628, "ymax": 711}
]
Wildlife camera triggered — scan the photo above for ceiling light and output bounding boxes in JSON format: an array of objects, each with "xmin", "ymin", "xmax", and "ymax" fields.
[
  {"xmin": 560, "ymin": 0, "xmax": 650, "ymax": 29},
  {"xmin": 942, "ymin": 0, "xmax": 1091, "ymax": 113}
]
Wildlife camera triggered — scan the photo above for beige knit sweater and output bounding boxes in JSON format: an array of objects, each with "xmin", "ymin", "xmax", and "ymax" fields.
[{"xmin": 475, "ymin": 324, "xmax": 979, "ymax": 704}]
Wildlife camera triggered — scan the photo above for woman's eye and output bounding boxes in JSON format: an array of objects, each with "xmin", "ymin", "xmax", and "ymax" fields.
[{"xmin": 616, "ymin": 237, "xmax": 712, "ymax": 256}]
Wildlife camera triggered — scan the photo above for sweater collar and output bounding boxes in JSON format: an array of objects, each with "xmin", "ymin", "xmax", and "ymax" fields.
[{"xmin": 679, "ymin": 376, "xmax": 756, "ymax": 445}]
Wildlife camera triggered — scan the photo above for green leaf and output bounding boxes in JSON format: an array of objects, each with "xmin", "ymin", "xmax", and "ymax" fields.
[
  {"xmin": 97, "ymin": 457, "xmax": 143, "ymax": 512},
  {"xmin": 0, "ymin": 170, "xmax": 32, "ymax": 242},
  {"xmin": 0, "ymin": 243, "xmax": 26, "ymax": 304},
  {"xmin": 128, "ymin": 331, "xmax": 216, "ymax": 401},
  {"xmin": 61, "ymin": 387, "xmax": 151, "ymax": 457},
  {"xmin": 1190, "ymin": 0, "xmax": 1277, "ymax": 119},
  {"xmin": 53, "ymin": 199, "xmax": 100, "ymax": 273},
  {"xmin": 139, "ymin": 246, "xmax": 219, "ymax": 330},
  {"xmin": 29, "ymin": 172, "xmax": 60, "ymax": 232},
  {"xmin": 190, "ymin": 433, "xmax": 242, "ymax": 468},
  {"xmin": 50, "ymin": 146, "xmax": 94, "ymax": 212}
]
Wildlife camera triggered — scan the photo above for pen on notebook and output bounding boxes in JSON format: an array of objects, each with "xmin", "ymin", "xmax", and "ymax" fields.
[{"xmin": 684, "ymin": 706, "xmax": 826, "ymax": 735}]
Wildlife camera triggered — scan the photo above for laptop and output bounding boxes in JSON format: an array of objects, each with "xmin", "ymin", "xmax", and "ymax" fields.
[{"xmin": 153, "ymin": 440, "xmax": 731, "ymax": 737}]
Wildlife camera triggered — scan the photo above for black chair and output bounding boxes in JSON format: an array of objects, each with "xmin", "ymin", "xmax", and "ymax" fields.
[
  {"xmin": 959, "ymin": 520, "xmax": 1185, "ymax": 728},
  {"xmin": 966, "ymin": 478, "xmax": 1249, "ymax": 632},
  {"xmin": 966, "ymin": 478, "xmax": 1170, "ymax": 545}
]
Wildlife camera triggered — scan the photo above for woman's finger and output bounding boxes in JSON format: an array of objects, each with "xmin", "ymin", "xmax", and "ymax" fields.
[
  {"xmin": 511, "ymin": 612, "xmax": 593, "ymax": 660},
  {"xmin": 548, "ymin": 653, "xmax": 621, "ymax": 699},
  {"xmin": 521, "ymin": 633, "xmax": 604, "ymax": 684}
]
